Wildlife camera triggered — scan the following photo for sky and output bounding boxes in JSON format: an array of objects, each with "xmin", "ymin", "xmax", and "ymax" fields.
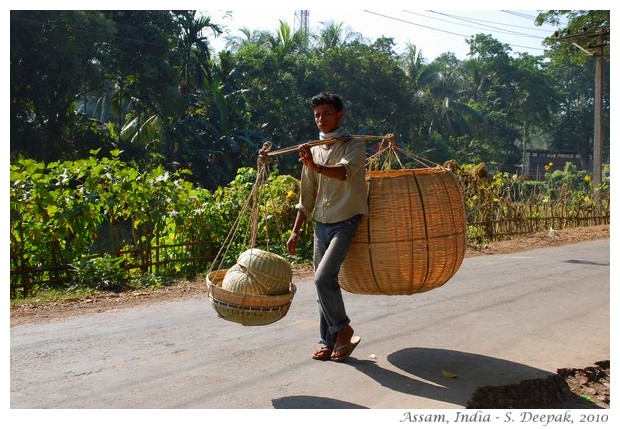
[{"xmin": 204, "ymin": 9, "xmax": 563, "ymax": 61}]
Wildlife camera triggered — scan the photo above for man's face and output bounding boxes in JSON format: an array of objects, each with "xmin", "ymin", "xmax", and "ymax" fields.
[{"xmin": 313, "ymin": 103, "xmax": 343, "ymax": 134}]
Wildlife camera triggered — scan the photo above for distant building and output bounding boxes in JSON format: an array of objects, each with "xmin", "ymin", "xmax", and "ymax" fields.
[{"xmin": 525, "ymin": 149, "xmax": 591, "ymax": 180}]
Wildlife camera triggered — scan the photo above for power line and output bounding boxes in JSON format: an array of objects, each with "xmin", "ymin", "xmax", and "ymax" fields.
[
  {"xmin": 365, "ymin": 10, "xmax": 546, "ymax": 52},
  {"xmin": 426, "ymin": 10, "xmax": 553, "ymax": 37},
  {"xmin": 434, "ymin": 11, "xmax": 555, "ymax": 34},
  {"xmin": 402, "ymin": 10, "xmax": 500, "ymax": 35},
  {"xmin": 363, "ymin": 10, "xmax": 470, "ymax": 38},
  {"xmin": 500, "ymin": 10, "xmax": 570, "ymax": 28},
  {"xmin": 424, "ymin": 10, "xmax": 544, "ymax": 40},
  {"xmin": 501, "ymin": 10, "xmax": 539, "ymax": 21}
]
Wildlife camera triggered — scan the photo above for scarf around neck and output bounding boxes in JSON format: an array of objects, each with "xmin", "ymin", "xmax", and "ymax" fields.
[{"xmin": 319, "ymin": 128, "xmax": 350, "ymax": 140}]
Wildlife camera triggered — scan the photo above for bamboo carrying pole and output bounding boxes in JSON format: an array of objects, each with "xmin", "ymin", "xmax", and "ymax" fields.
[{"xmin": 266, "ymin": 134, "xmax": 395, "ymax": 157}]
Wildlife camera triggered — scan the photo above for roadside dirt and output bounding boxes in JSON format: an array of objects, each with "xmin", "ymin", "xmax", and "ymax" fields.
[
  {"xmin": 11, "ymin": 224, "xmax": 610, "ymax": 326},
  {"xmin": 10, "ymin": 223, "xmax": 611, "ymax": 408},
  {"xmin": 466, "ymin": 360, "xmax": 610, "ymax": 409}
]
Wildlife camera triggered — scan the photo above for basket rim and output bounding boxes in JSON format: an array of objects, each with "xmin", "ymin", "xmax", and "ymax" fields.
[
  {"xmin": 366, "ymin": 166, "xmax": 450, "ymax": 178},
  {"xmin": 209, "ymin": 295, "xmax": 292, "ymax": 313}
]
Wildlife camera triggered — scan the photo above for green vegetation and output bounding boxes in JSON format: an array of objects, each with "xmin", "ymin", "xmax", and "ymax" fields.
[
  {"xmin": 455, "ymin": 161, "xmax": 609, "ymax": 244},
  {"xmin": 11, "ymin": 153, "xmax": 608, "ymax": 300},
  {"xmin": 10, "ymin": 152, "xmax": 306, "ymax": 299}
]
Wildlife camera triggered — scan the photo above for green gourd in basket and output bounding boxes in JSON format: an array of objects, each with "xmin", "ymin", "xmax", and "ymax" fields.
[{"xmin": 222, "ymin": 248, "xmax": 292, "ymax": 296}]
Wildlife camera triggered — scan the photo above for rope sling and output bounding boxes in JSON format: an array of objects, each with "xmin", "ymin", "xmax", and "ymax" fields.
[
  {"xmin": 207, "ymin": 134, "xmax": 467, "ymax": 325},
  {"xmin": 206, "ymin": 141, "xmax": 297, "ymax": 326}
]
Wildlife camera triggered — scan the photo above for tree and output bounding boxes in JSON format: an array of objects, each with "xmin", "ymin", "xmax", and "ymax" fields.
[
  {"xmin": 413, "ymin": 53, "xmax": 483, "ymax": 164},
  {"xmin": 423, "ymin": 54, "xmax": 473, "ymax": 137},
  {"xmin": 459, "ymin": 34, "xmax": 553, "ymax": 171},
  {"xmin": 114, "ymin": 10, "xmax": 243, "ymax": 189},
  {"xmin": 543, "ymin": 57, "xmax": 610, "ymax": 170},
  {"xmin": 99, "ymin": 10, "xmax": 178, "ymax": 144},
  {"xmin": 509, "ymin": 53, "xmax": 559, "ymax": 174},
  {"xmin": 313, "ymin": 20, "xmax": 366, "ymax": 51},
  {"xmin": 224, "ymin": 22, "xmax": 317, "ymax": 145},
  {"xmin": 315, "ymin": 38, "xmax": 416, "ymax": 143},
  {"xmin": 536, "ymin": 10, "xmax": 610, "ymax": 64},
  {"xmin": 224, "ymin": 27, "xmax": 271, "ymax": 51},
  {"xmin": 267, "ymin": 20, "xmax": 306, "ymax": 59},
  {"xmin": 398, "ymin": 43, "xmax": 433, "ymax": 148},
  {"xmin": 12, "ymin": 9, "xmax": 609, "ymax": 191},
  {"xmin": 536, "ymin": 10, "xmax": 610, "ymax": 171},
  {"xmin": 10, "ymin": 10, "xmax": 116, "ymax": 161},
  {"xmin": 171, "ymin": 10, "xmax": 223, "ymax": 95}
]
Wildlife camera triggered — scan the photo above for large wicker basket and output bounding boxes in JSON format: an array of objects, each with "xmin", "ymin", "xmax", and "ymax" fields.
[
  {"xmin": 207, "ymin": 269, "xmax": 296, "ymax": 326},
  {"xmin": 339, "ymin": 167, "xmax": 466, "ymax": 295}
]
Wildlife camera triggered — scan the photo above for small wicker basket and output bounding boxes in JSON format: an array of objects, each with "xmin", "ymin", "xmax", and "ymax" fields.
[
  {"xmin": 339, "ymin": 166, "xmax": 466, "ymax": 295},
  {"xmin": 207, "ymin": 269, "xmax": 296, "ymax": 326}
]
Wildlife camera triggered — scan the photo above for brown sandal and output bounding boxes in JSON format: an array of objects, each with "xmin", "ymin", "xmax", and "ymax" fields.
[
  {"xmin": 331, "ymin": 336, "xmax": 361, "ymax": 362},
  {"xmin": 311, "ymin": 346, "xmax": 333, "ymax": 361}
]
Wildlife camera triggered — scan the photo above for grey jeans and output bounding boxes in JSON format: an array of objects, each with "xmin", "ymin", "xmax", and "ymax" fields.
[{"xmin": 313, "ymin": 214, "xmax": 361, "ymax": 347}]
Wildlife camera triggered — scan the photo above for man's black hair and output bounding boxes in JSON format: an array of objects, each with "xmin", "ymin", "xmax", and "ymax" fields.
[{"xmin": 311, "ymin": 91, "xmax": 343, "ymax": 112}]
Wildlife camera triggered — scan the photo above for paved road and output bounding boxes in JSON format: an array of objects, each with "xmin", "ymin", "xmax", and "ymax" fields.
[{"xmin": 10, "ymin": 240, "xmax": 610, "ymax": 413}]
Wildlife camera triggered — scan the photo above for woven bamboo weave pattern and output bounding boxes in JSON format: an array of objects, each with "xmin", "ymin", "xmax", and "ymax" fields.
[
  {"xmin": 235, "ymin": 248, "xmax": 293, "ymax": 295},
  {"xmin": 222, "ymin": 263, "xmax": 269, "ymax": 296},
  {"xmin": 339, "ymin": 167, "xmax": 466, "ymax": 295},
  {"xmin": 208, "ymin": 269, "xmax": 296, "ymax": 326}
]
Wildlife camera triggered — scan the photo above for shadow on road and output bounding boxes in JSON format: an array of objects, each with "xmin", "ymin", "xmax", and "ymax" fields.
[
  {"xmin": 271, "ymin": 348, "xmax": 604, "ymax": 409},
  {"xmin": 563, "ymin": 259, "xmax": 609, "ymax": 266},
  {"xmin": 272, "ymin": 396, "xmax": 367, "ymax": 409},
  {"xmin": 346, "ymin": 347, "xmax": 559, "ymax": 407}
]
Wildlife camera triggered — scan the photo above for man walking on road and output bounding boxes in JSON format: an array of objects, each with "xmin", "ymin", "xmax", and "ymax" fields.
[{"xmin": 286, "ymin": 91, "xmax": 368, "ymax": 362}]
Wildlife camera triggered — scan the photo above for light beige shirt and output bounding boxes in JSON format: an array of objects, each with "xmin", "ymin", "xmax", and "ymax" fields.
[{"xmin": 296, "ymin": 137, "xmax": 368, "ymax": 223}]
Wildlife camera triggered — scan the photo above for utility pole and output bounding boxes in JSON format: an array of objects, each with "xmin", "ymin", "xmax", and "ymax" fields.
[
  {"xmin": 593, "ymin": 32, "xmax": 604, "ymax": 217},
  {"xmin": 294, "ymin": 10, "xmax": 309, "ymax": 47},
  {"xmin": 557, "ymin": 28, "xmax": 609, "ymax": 217}
]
